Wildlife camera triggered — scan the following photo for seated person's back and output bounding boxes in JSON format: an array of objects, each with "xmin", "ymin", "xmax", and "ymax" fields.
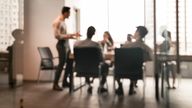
[
  {"xmin": 116, "ymin": 26, "xmax": 153, "ymax": 96},
  {"xmin": 74, "ymin": 38, "xmax": 100, "ymax": 48},
  {"xmin": 73, "ymin": 26, "xmax": 108, "ymax": 94},
  {"xmin": 122, "ymin": 40, "xmax": 153, "ymax": 62},
  {"xmin": 122, "ymin": 26, "xmax": 153, "ymax": 62}
]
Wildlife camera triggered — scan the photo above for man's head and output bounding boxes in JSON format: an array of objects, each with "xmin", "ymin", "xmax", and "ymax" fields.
[
  {"xmin": 87, "ymin": 26, "xmax": 96, "ymax": 39},
  {"xmin": 133, "ymin": 26, "xmax": 148, "ymax": 40},
  {"xmin": 12, "ymin": 29, "xmax": 24, "ymax": 40},
  {"xmin": 61, "ymin": 6, "xmax": 70, "ymax": 19},
  {"xmin": 162, "ymin": 30, "xmax": 171, "ymax": 39}
]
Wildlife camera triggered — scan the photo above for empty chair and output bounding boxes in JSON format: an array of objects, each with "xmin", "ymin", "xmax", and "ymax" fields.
[{"xmin": 37, "ymin": 47, "xmax": 58, "ymax": 83}]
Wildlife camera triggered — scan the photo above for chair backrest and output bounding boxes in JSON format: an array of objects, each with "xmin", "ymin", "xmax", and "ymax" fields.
[
  {"xmin": 37, "ymin": 47, "xmax": 54, "ymax": 68},
  {"xmin": 74, "ymin": 47, "xmax": 102, "ymax": 77},
  {"xmin": 114, "ymin": 48, "xmax": 144, "ymax": 80}
]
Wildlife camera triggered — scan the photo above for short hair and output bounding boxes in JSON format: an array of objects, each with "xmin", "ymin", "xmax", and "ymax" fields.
[
  {"xmin": 12, "ymin": 29, "xmax": 24, "ymax": 37},
  {"xmin": 162, "ymin": 30, "xmax": 171, "ymax": 39},
  {"xmin": 136, "ymin": 26, "xmax": 148, "ymax": 38},
  {"xmin": 87, "ymin": 26, "xmax": 96, "ymax": 39},
  {"xmin": 61, "ymin": 6, "xmax": 70, "ymax": 15}
]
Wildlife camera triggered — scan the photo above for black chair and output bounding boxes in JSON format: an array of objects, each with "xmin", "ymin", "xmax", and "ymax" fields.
[
  {"xmin": 37, "ymin": 47, "xmax": 58, "ymax": 83},
  {"xmin": 72, "ymin": 47, "xmax": 105, "ymax": 92},
  {"xmin": 114, "ymin": 48, "xmax": 145, "ymax": 99}
]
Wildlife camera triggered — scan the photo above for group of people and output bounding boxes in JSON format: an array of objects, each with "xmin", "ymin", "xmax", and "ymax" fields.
[{"xmin": 52, "ymin": 6, "xmax": 175, "ymax": 95}]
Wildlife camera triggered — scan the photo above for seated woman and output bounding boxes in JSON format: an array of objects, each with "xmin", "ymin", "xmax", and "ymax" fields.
[
  {"xmin": 100, "ymin": 31, "xmax": 114, "ymax": 52},
  {"xmin": 99, "ymin": 31, "xmax": 114, "ymax": 67}
]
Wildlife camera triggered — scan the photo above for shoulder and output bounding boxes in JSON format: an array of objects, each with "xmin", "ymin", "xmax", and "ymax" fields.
[
  {"xmin": 52, "ymin": 18, "xmax": 61, "ymax": 27},
  {"xmin": 92, "ymin": 41, "xmax": 100, "ymax": 47},
  {"xmin": 74, "ymin": 40, "xmax": 84, "ymax": 47},
  {"xmin": 141, "ymin": 43, "xmax": 152, "ymax": 52},
  {"xmin": 122, "ymin": 42, "xmax": 135, "ymax": 48},
  {"xmin": 92, "ymin": 40, "xmax": 99, "ymax": 45}
]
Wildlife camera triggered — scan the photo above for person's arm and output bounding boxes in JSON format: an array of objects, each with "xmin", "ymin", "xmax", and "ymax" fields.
[
  {"xmin": 53, "ymin": 22, "xmax": 80, "ymax": 40},
  {"xmin": 106, "ymin": 39, "xmax": 112, "ymax": 46}
]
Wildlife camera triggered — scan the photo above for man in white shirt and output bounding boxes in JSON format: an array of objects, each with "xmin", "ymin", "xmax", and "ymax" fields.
[{"xmin": 52, "ymin": 6, "xmax": 80, "ymax": 91}]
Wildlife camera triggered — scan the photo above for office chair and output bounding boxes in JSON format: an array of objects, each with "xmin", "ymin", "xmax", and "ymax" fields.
[
  {"xmin": 73, "ymin": 47, "xmax": 107, "ymax": 93},
  {"xmin": 114, "ymin": 48, "xmax": 145, "ymax": 99},
  {"xmin": 37, "ymin": 47, "xmax": 58, "ymax": 83}
]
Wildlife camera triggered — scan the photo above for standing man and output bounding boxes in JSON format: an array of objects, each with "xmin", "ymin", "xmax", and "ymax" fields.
[{"xmin": 52, "ymin": 6, "xmax": 80, "ymax": 91}]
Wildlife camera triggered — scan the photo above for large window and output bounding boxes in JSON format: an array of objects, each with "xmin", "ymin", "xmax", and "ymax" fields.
[
  {"xmin": 182, "ymin": 0, "xmax": 192, "ymax": 54},
  {"xmin": 108, "ymin": 0, "xmax": 144, "ymax": 43},
  {"xmin": 80, "ymin": 0, "xmax": 108, "ymax": 41},
  {"xmin": 80, "ymin": 0, "xmax": 145, "ymax": 46},
  {"xmin": 0, "ymin": 0, "xmax": 23, "ymax": 52}
]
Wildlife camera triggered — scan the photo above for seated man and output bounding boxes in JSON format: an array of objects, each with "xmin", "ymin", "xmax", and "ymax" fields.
[
  {"xmin": 116, "ymin": 26, "xmax": 153, "ymax": 95},
  {"xmin": 74, "ymin": 26, "xmax": 109, "ymax": 94}
]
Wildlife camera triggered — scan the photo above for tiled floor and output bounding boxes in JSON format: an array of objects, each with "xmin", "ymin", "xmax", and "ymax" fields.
[{"xmin": 0, "ymin": 77, "xmax": 192, "ymax": 108}]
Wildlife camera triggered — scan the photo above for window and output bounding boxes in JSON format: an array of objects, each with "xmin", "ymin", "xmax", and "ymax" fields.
[
  {"xmin": 0, "ymin": 0, "xmax": 23, "ymax": 52},
  {"xmin": 80, "ymin": 0, "xmax": 145, "ymax": 46}
]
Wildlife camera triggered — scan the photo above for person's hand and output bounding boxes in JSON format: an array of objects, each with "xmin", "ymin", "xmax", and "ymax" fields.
[
  {"xmin": 73, "ymin": 32, "xmax": 81, "ymax": 39},
  {"xmin": 75, "ymin": 32, "xmax": 81, "ymax": 37},
  {"xmin": 70, "ymin": 32, "xmax": 81, "ymax": 39},
  {"xmin": 103, "ymin": 36, "xmax": 108, "ymax": 42},
  {"xmin": 101, "ymin": 40, "xmax": 105, "ymax": 44}
]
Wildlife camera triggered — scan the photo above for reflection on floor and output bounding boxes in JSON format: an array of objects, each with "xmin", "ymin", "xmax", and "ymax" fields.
[{"xmin": 0, "ymin": 77, "xmax": 192, "ymax": 108}]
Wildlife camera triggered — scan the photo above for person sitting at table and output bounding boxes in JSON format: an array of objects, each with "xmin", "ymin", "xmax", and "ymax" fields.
[
  {"xmin": 99, "ymin": 31, "xmax": 114, "ymax": 67},
  {"xmin": 100, "ymin": 31, "xmax": 114, "ymax": 52},
  {"xmin": 74, "ymin": 26, "xmax": 109, "ymax": 94},
  {"xmin": 157, "ymin": 30, "xmax": 176, "ymax": 89},
  {"xmin": 116, "ymin": 26, "xmax": 153, "ymax": 95}
]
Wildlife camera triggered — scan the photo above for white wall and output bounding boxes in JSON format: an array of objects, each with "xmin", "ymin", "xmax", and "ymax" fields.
[{"xmin": 24, "ymin": 0, "xmax": 64, "ymax": 80}]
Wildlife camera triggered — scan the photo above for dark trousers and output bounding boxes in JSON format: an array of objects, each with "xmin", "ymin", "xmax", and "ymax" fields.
[
  {"xmin": 53, "ymin": 42, "xmax": 73, "ymax": 85},
  {"xmin": 85, "ymin": 62, "xmax": 109, "ymax": 87}
]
